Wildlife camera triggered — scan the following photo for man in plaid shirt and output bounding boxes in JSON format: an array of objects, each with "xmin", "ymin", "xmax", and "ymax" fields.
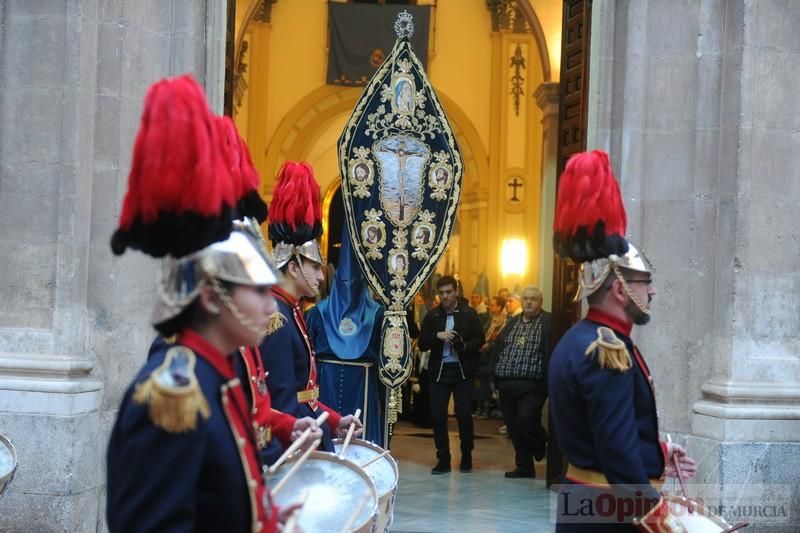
[{"xmin": 492, "ymin": 286, "xmax": 553, "ymax": 478}]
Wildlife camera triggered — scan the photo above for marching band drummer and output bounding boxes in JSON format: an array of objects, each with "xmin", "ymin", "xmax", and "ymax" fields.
[
  {"xmin": 106, "ymin": 75, "xmax": 291, "ymax": 532},
  {"xmin": 257, "ymin": 162, "xmax": 363, "ymax": 457},
  {"xmin": 237, "ymin": 344, "xmax": 323, "ymax": 463},
  {"xmin": 216, "ymin": 114, "xmax": 325, "ymax": 464},
  {"xmin": 548, "ymin": 151, "xmax": 697, "ymax": 532}
]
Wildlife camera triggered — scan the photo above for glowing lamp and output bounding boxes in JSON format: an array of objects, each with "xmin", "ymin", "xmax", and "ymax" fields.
[{"xmin": 501, "ymin": 238, "xmax": 527, "ymax": 277}]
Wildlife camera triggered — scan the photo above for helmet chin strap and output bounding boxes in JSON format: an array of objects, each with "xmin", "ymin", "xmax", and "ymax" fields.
[
  {"xmin": 293, "ymin": 252, "xmax": 319, "ymax": 297},
  {"xmin": 611, "ymin": 264, "xmax": 650, "ymax": 316},
  {"xmin": 210, "ymin": 277, "xmax": 264, "ymax": 336}
]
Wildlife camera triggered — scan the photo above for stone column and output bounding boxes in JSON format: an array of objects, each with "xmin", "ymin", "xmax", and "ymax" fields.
[
  {"xmin": 533, "ymin": 82, "xmax": 559, "ymax": 303},
  {"xmin": 586, "ymin": 1, "xmax": 800, "ymax": 528},
  {"xmin": 0, "ymin": 1, "xmax": 225, "ymax": 530}
]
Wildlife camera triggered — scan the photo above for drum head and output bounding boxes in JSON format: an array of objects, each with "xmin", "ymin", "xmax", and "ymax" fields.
[
  {"xmin": 334, "ymin": 438, "xmax": 398, "ymax": 497},
  {"xmin": 267, "ymin": 451, "xmax": 378, "ymax": 531},
  {"xmin": 0, "ymin": 433, "xmax": 18, "ymax": 498},
  {"xmin": 666, "ymin": 495, "xmax": 731, "ymax": 532}
]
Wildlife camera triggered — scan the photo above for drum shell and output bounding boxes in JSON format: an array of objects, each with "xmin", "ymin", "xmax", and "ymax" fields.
[
  {"xmin": 266, "ymin": 450, "xmax": 379, "ymax": 533},
  {"xmin": 665, "ymin": 495, "xmax": 732, "ymax": 533},
  {"xmin": 0, "ymin": 433, "xmax": 18, "ymax": 500},
  {"xmin": 334, "ymin": 438, "xmax": 398, "ymax": 533}
]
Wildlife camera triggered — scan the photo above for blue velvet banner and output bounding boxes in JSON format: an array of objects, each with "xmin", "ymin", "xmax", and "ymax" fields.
[{"xmin": 337, "ymin": 12, "xmax": 462, "ymax": 390}]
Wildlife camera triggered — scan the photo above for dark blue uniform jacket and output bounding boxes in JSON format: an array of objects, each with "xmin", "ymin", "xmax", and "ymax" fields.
[
  {"xmin": 549, "ymin": 308, "xmax": 666, "ymax": 494},
  {"xmin": 107, "ymin": 330, "xmax": 264, "ymax": 532}
]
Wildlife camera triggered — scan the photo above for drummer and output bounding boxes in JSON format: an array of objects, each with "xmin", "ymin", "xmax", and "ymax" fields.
[
  {"xmin": 548, "ymin": 151, "xmax": 697, "ymax": 531},
  {"xmin": 256, "ymin": 162, "xmax": 362, "ymax": 461},
  {"xmin": 106, "ymin": 75, "xmax": 290, "ymax": 532}
]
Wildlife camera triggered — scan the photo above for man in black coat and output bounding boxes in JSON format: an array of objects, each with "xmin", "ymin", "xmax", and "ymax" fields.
[
  {"xmin": 492, "ymin": 285, "xmax": 553, "ymax": 478},
  {"xmin": 419, "ymin": 275, "xmax": 485, "ymax": 474}
]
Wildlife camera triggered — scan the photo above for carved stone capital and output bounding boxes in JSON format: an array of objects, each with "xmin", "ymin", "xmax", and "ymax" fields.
[{"xmin": 533, "ymin": 82, "xmax": 559, "ymax": 117}]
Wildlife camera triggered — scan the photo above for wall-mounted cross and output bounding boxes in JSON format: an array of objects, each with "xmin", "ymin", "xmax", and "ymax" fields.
[{"xmin": 507, "ymin": 177, "xmax": 523, "ymax": 202}]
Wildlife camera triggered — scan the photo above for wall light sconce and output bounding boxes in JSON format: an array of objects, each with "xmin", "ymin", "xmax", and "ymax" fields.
[{"xmin": 501, "ymin": 238, "xmax": 527, "ymax": 277}]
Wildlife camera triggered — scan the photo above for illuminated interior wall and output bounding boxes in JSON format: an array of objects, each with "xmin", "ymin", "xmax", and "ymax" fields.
[{"xmin": 233, "ymin": 0, "xmax": 562, "ymax": 304}]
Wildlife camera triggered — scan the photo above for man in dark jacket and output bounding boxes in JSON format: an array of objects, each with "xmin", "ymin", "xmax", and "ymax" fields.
[
  {"xmin": 419, "ymin": 275, "xmax": 485, "ymax": 474},
  {"xmin": 492, "ymin": 285, "xmax": 553, "ymax": 478}
]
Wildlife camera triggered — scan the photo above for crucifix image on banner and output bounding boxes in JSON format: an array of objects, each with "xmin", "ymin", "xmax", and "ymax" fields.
[{"xmin": 375, "ymin": 136, "xmax": 430, "ymax": 226}]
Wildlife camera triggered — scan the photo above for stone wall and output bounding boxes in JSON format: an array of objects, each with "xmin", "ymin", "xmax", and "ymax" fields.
[
  {"xmin": 0, "ymin": 1, "xmax": 224, "ymax": 531},
  {"xmin": 588, "ymin": 1, "xmax": 800, "ymax": 530}
]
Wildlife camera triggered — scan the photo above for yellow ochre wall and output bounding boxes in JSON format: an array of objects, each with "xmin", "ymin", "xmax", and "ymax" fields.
[{"xmin": 233, "ymin": 0, "xmax": 562, "ymax": 307}]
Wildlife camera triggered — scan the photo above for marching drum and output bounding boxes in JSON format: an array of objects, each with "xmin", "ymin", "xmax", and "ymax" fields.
[
  {"xmin": 666, "ymin": 495, "xmax": 748, "ymax": 533},
  {"xmin": 0, "ymin": 433, "xmax": 18, "ymax": 500},
  {"xmin": 267, "ymin": 451, "xmax": 379, "ymax": 532},
  {"xmin": 334, "ymin": 438, "xmax": 399, "ymax": 533}
]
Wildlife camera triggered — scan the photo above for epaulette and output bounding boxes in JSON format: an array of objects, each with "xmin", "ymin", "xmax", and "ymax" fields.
[
  {"xmin": 584, "ymin": 326, "xmax": 632, "ymax": 372},
  {"xmin": 133, "ymin": 346, "xmax": 211, "ymax": 433},
  {"xmin": 265, "ymin": 311, "xmax": 286, "ymax": 335}
]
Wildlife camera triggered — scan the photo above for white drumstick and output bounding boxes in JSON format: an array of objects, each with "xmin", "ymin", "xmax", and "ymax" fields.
[
  {"xmin": 281, "ymin": 490, "xmax": 309, "ymax": 533},
  {"xmin": 338, "ymin": 408, "xmax": 362, "ymax": 458},
  {"xmin": 267, "ymin": 411, "xmax": 330, "ymax": 475},
  {"xmin": 360, "ymin": 450, "xmax": 391, "ymax": 469},
  {"xmin": 316, "ymin": 410, "xmax": 330, "ymax": 428},
  {"xmin": 271, "ymin": 439, "xmax": 320, "ymax": 497},
  {"xmin": 341, "ymin": 492, "xmax": 370, "ymax": 533}
]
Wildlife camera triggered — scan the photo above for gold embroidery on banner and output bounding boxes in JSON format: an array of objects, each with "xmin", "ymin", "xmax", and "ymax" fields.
[
  {"xmin": 337, "ymin": 38, "xmax": 464, "ymax": 388},
  {"xmin": 348, "ymin": 146, "xmax": 374, "ymax": 198},
  {"xmin": 428, "ymin": 151, "xmax": 453, "ymax": 201},
  {"xmin": 411, "ymin": 210, "xmax": 436, "ymax": 261},
  {"xmin": 360, "ymin": 209, "xmax": 387, "ymax": 260},
  {"xmin": 382, "ymin": 314, "xmax": 406, "ymax": 373},
  {"xmin": 388, "ymin": 227, "xmax": 409, "ymax": 289}
]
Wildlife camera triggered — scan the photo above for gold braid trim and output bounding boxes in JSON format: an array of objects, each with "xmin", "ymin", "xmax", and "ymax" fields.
[
  {"xmin": 265, "ymin": 311, "xmax": 286, "ymax": 335},
  {"xmin": 584, "ymin": 326, "xmax": 632, "ymax": 372},
  {"xmin": 133, "ymin": 346, "xmax": 211, "ymax": 433}
]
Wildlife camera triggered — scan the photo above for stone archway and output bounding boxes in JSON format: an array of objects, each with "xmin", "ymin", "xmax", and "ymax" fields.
[{"xmin": 262, "ymin": 85, "xmax": 490, "ymax": 202}]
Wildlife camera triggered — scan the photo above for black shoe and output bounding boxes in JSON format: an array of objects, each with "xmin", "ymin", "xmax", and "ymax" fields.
[
  {"xmin": 431, "ymin": 456, "xmax": 451, "ymax": 475},
  {"xmin": 504, "ymin": 468, "xmax": 535, "ymax": 479},
  {"xmin": 459, "ymin": 453, "xmax": 472, "ymax": 472},
  {"xmin": 534, "ymin": 448, "xmax": 546, "ymax": 461}
]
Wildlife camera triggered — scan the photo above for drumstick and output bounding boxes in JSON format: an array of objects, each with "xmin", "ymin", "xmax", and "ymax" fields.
[
  {"xmin": 338, "ymin": 408, "xmax": 362, "ymax": 459},
  {"xmin": 282, "ymin": 490, "xmax": 309, "ymax": 533},
  {"xmin": 271, "ymin": 439, "xmax": 321, "ymax": 497},
  {"xmin": 267, "ymin": 411, "xmax": 330, "ymax": 475},
  {"xmin": 667, "ymin": 434, "xmax": 694, "ymax": 513},
  {"xmin": 360, "ymin": 450, "xmax": 391, "ymax": 469},
  {"xmin": 720, "ymin": 523, "xmax": 749, "ymax": 533},
  {"xmin": 341, "ymin": 492, "xmax": 370, "ymax": 533}
]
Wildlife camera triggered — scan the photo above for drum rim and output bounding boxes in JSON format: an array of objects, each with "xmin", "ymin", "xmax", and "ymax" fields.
[
  {"xmin": 332, "ymin": 437, "xmax": 399, "ymax": 475},
  {"xmin": 268, "ymin": 450, "xmax": 379, "ymax": 530},
  {"xmin": 664, "ymin": 494, "xmax": 731, "ymax": 528},
  {"xmin": 0, "ymin": 433, "xmax": 18, "ymax": 491}
]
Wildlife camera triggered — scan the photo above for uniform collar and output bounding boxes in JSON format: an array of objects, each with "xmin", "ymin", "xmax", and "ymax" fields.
[
  {"xmin": 273, "ymin": 286, "xmax": 301, "ymax": 309},
  {"xmin": 586, "ymin": 308, "xmax": 633, "ymax": 337},
  {"xmin": 178, "ymin": 328, "xmax": 236, "ymax": 379}
]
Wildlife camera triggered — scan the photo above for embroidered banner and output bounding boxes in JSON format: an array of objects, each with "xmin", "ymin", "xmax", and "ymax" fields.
[
  {"xmin": 327, "ymin": 3, "xmax": 430, "ymax": 87},
  {"xmin": 338, "ymin": 11, "xmax": 462, "ymax": 391}
]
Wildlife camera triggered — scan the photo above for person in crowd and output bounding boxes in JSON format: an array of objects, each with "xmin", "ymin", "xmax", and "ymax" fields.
[
  {"xmin": 492, "ymin": 286, "xmax": 552, "ymax": 478},
  {"xmin": 419, "ymin": 276, "xmax": 485, "ymax": 474}
]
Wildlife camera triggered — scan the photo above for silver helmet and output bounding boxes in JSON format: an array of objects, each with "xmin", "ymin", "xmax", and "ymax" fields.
[
  {"xmin": 152, "ymin": 218, "xmax": 281, "ymax": 326},
  {"xmin": 574, "ymin": 242, "xmax": 653, "ymax": 301}
]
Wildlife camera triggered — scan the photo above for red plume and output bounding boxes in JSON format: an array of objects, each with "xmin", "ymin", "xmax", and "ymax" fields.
[
  {"xmin": 553, "ymin": 150, "xmax": 628, "ymax": 262},
  {"xmin": 268, "ymin": 161, "xmax": 322, "ymax": 245},
  {"xmin": 110, "ymin": 75, "xmax": 237, "ymax": 258},
  {"xmin": 218, "ymin": 116, "xmax": 267, "ymax": 222}
]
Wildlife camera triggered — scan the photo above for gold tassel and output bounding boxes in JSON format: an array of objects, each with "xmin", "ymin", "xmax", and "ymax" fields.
[
  {"xmin": 265, "ymin": 311, "xmax": 286, "ymax": 335},
  {"xmin": 133, "ymin": 347, "xmax": 211, "ymax": 433},
  {"xmin": 584, "ymin": 326, "xmax": 632, "ymax": 372}
]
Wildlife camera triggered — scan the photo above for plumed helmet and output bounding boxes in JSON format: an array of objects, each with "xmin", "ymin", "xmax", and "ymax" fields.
[{"xmin": 553, "ymin": 150, "xmax": 653, "ymax": 300}]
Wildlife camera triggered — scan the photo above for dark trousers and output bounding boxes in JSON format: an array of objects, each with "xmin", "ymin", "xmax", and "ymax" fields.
[
  {"xmin": 429, "ymin": 363, "xmax": 474, "ymax": 457},
  {"xmin": 497, "ymin": 378, "xmax": 547, "ymax": 472}
]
